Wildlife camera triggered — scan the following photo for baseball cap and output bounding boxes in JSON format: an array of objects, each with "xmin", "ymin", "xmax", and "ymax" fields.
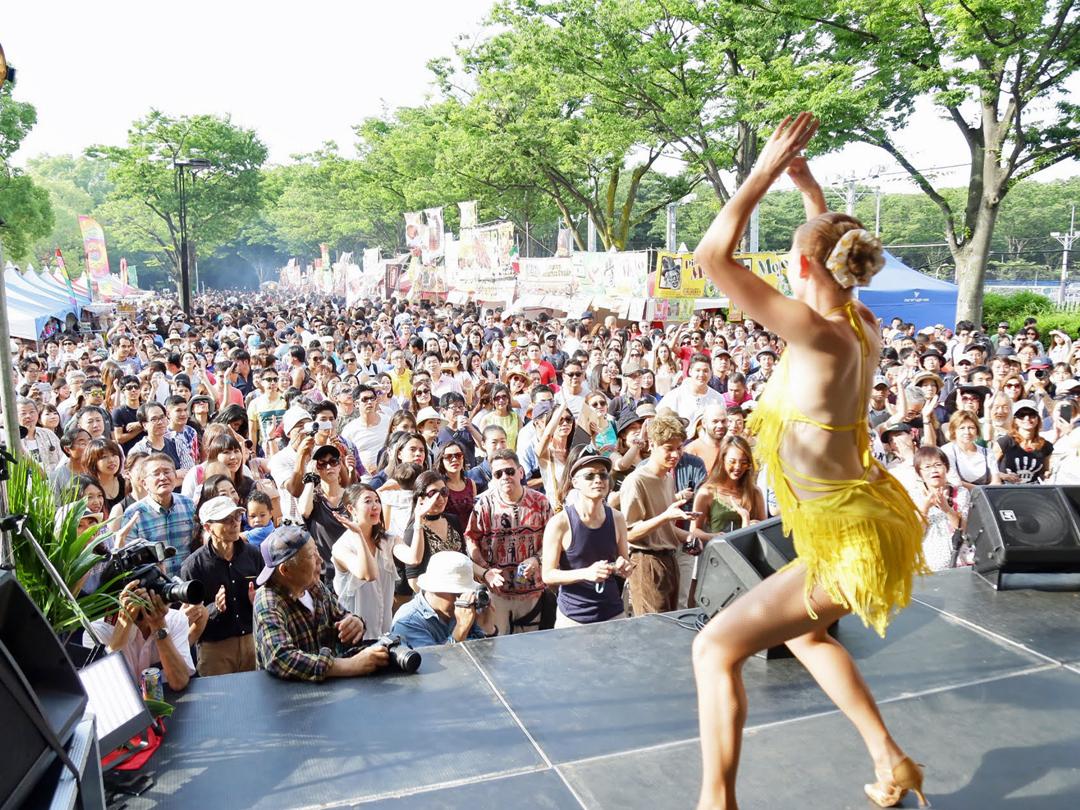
[
  {"xmin": 568, "ymin": 446, "xmax": 613, "ymax": 477},
  {"xmin": 872, "ymin": 376, "xmax": 890, "ymax": 389},
  {"xmin": 1029, "ymin": 356, "xmax": 1052, "ymax": 370},
  {"xmin": 199, "ymin": 495, "xmax": 245, "ymax": 523},
  {"xmin": 1012, "ymin": 399, "xmax": 1040, "ymax": 417},
  {"xmin": 256, "ymin": 525, "xmax": 311, "ymax": 585},
  {"xmin": 282, "ymin": 406, "xmax": 312, "ymax": 435}
]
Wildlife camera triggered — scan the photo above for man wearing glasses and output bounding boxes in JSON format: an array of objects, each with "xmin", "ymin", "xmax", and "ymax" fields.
[
  {"xmin": 559, "ymin": 359, "xmax": 589, "ymax": 417},
  {"xmin": 122, "ymin": 453, "xmax": 198, "ymax": 577},
  {"xmin": 465, "ymin": 449, "xmax": 553, "ymax": 636},
  {"xmin": 181, "ymin": 496, "xmax": 264, "ymax": 676},
  {"xmin": 341, "ymin": 384, "xmax": 392, "ymax": 472},
  {"xmin": 131, "ymin": 402, "xmax": 183, "ymax": 471}
]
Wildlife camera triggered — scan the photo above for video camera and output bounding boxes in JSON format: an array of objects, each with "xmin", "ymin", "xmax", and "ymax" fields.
[{"xmin": 100, "ymin": 540, "xmax": 205, "ymax": 605}]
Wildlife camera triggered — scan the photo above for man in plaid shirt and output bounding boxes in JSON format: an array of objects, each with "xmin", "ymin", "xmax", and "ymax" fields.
[
  {"xmin": 253, "ymin": 526, "xmax": 388, "ymax": 682},
  {"xmin": 122, "ymin": 453, "xmax": 197, "ymax": 578}
]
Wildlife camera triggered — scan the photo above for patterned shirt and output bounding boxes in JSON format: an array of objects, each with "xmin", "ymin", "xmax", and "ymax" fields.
[
  {"xmin": 167, "ymin": 425, "xmax": 200, "ymax": 473},
  {"xmin": 465, "ymin": 487, "xmax": 551, "ymax": 598},
  {"xmin": 253, "ymin": 580, "xmax": 348, "ymax": 682},
  {"xmin": 121, "ymin": 493, "xmax": 198, "ymax": 577}
]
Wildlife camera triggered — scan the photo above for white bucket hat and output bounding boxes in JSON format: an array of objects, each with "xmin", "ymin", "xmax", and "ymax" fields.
[{"xmin": 416, "ymin": 551, "xmax": 477, "ymax": 594}]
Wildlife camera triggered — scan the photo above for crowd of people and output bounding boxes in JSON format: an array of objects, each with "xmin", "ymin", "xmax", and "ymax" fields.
[{"xmin": 8, "ymin": 280, "xmax": 1077, "ymax": 686}]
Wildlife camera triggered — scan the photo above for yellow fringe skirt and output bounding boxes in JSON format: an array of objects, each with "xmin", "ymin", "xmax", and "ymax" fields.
[{"xmin": 777, "ymin": 472, "xmax": 929, "ymax": 638}]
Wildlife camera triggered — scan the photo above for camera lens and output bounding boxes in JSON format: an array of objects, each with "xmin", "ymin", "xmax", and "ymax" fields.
[
  {"xmin": 392, "ymin": 647, "xmax": 422, "ymax": 673},
  {"xmin": 160, "ymin": 578, "xmax": 205, "ymax": 605}
]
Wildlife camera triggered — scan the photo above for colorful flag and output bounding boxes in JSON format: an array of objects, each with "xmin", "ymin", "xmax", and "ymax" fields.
[
  {"xmin": 55, "ymin": 248, "xmax": 80, "ymax": 307},
  {"xmin": 78, "ymin": 215, "xmax": 111, "ymax": 280},
  {"xmin": 119, "ymin": 257, "xmax": 129, "ymax": 287}
]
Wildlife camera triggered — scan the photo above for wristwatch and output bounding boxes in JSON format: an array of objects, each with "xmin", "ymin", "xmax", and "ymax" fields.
[{"xmin": 155, "ymin": 628, "xmax": 169, "ymax": 642}]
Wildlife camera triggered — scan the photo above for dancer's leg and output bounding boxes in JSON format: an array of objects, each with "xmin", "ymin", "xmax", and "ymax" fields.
[
  {"xmin": 786, "ymin": 620, "xmax": 906, "ymax": 773},
  {"xmin": 693, "ymin": 564, "xmax": 903, "ymax": 809}
]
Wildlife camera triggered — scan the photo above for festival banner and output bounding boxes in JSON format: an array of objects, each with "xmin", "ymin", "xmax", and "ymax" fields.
[
  {"xmin": 78, "ymin": 215, "xmax": 111, "ymax": 280},
  {"xmin": 404, "ymin": 212, "xmax": 426, "ymax": 250},
  {"xmin": 517, "ymin": 257, "xmax": 581, "ymax": 296},
  {"xmin": 702, "ymin": 252, "xmax": 791, "ymax": 299},
  {"xmin": 422, "ymin": 207, "xmax": 444, "ymax": 263},
  {"xmin": 652, "ymin": 251, "xmax": 705, "ymax": 299},
  {"xmin": 363, "ymin": 248, "xmax": 381, "ymax": 278},
  {"xmin": 346, "ymin": 259, "xmax": 366, "ymax": 308},
  {"xmin": 575, "ymin": 251, "xmax": 650, "ymax": 299},
  {"xmin": 555, "ymin": 227, "xmax": 575, "ymax": 258},
  {"xmin": 456, "ymin": 221, "xmax": 516, "ymax": 277},
  {"xmin": 385, "ymin": 261, "xmax": 405, "ymax": 299},
  {"xmin": 458, "ymin": 200, "xmax": 478, "ymax": 229},
  {"xmin": 127, "ymin": 265, "xmax": 139, "ymax": 289},
  {"xmin": 119, "ymin": 257, "xmax": 128, "ymax": 288}
]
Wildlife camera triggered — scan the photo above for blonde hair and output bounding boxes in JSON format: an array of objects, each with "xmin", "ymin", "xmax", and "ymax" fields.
[
  {"xmin": 796, "ymin": 213, "xmax": 883, "ymax": 288},
  {"xmin": 648, "ymin": 411, "xmax": 688, "ymax": 446},
  {"xmin": 947, "ymin": 409, "xmax": 980, "ymax": 441}
]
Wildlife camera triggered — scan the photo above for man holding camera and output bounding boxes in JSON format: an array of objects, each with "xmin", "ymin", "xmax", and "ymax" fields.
[
  {"xmin": 391, "ymin": 551, "xmax": 496, "ymax": 648},
  {"xmin": 181, "ymin": 496, "xmax": 264, "ymax": 676},
  {"xmin": 122, "ymin": 453, "xmax": 198, "ymax": 577},
  {"xmin": 253, "ymin": 525, "xmax": 390, "ymax": 681},
  {"xmin": 84, "ymin": 579, "xmax": 194, "ymax": 692}
]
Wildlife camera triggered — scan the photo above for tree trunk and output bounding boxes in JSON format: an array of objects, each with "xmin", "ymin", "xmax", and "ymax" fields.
[{"xmin": 952, "ymin": 197, "xmax": 1001, "ymax": 325}]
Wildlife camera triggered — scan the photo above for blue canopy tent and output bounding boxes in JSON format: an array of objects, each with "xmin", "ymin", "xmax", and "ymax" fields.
[
  {"xmin": 856, "ymin": 251, "xmax": 958, "ymax": 329},
  {"xmin": 6, "ymin": 268, "xmax": 85, "ymax": 315},
  {"xmin": 26, "ymin": 268, "xmax": 92, "ymax": 308},
  {"xmin": 4, "ymin": 266, "xmax": 81, "ymax": 339}
]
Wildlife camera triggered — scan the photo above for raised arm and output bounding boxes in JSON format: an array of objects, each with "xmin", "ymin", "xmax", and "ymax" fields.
[
  {"xmin": 694, "ymin": 113, "xmax": 820, "ymax": 339},
  {"xmin": 786, "ymin": 157, "xmax": 828, "ymax": 220}
]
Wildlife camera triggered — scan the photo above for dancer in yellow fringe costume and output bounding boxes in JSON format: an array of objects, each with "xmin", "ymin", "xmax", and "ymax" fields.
[{"xmin": 692, "ymin": 113, "xmax": 930, "ymax": 810}]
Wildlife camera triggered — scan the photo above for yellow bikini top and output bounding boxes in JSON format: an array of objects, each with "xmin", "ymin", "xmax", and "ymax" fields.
[{"xmin": 747, "ymin": 300, "xmax": 878, "ymax": 496}]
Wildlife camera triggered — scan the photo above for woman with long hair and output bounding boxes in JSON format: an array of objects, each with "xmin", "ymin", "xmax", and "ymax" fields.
[
  {"xmin": 408, "ymin": 375, "xmax": 435, "ymax": 415},
  {"xmin": 692, "ymin": 435, "xmax": 765, "ymax": 534},
  {"xmin": 370, "ymin": 431, "xmax": 430, "ymax": 489},
  {"xmin": 181, "ymin": 432, "xmax": 253, "ymax": 503},
  {"xmin": 480, "ymin": 383, "xmax": 522, "ymax": 452},
  {"xmin": 298, "ymin": 444, "xmax": 350, "ymax": 586},
  {"xmin": 443, "ymin": 349, "xmax": 475, "ymax": 407},
  {"xmin": 1000, "ymin": 374, "xmax": 1026, "ymax": 403},
  {"xmin": 394, "ymin": 470, "xmax": 466, "ymax": 592},
  {"xmin": 434, "ymin": 440, "xmax": 476, "ymax": 530},
  {"xmin": 994, "ymin": 399, "xmax": 1054, "ymax": 483},
  {"xmin": 536, "ymin": 400, "xmax": 578, "ymax": 503},
  {"xmin": 333, "ymin": 484, "xmax": 398, "ymax": 639},
  {"xmin": 692, "ymin": 115, "xmax": 928, "ymax": 809},
  {"xmin": 85, "ymin": 438, "xmax": 127, "ymax": 516}
]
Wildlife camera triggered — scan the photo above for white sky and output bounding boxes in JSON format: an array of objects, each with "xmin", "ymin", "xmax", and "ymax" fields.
[{"xmin": 4, "ymin": 0, "xmax": 1077, "ymax": 195}]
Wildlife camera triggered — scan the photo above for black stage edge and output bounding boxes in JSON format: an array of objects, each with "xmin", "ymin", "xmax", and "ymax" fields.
[{"xmin": 125, "ymin": 569, "xmax": 1080, "ymax": 809}]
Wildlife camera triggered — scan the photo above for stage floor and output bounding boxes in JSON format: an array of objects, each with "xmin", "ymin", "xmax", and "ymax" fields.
[{"xmin": 125, "ymin": 569, "xmax": 1080, "ymax": 809}]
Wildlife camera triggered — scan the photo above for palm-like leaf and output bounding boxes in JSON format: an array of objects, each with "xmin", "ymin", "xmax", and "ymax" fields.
[{"xmin": 7, "ymin": 457, "xmax": 119, "ymax": 633}]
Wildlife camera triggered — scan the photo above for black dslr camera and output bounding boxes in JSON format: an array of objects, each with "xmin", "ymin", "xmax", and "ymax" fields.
[
  {"xmin": 372, "ymin": 633, "xmax": 421, "ymax": 674},
  {"xmin": 101, "ymin": 540, "xmax": 205, "ymax": 605}
]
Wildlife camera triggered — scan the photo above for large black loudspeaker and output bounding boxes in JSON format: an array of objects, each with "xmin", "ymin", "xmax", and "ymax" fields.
[
  {"xmin": 694, "ymin": 517, "xmax": 836, "ymax": 659},
  {"xmin": 0, "ymin": 571, "xmax": 88, "ymax": 809},
  {"xmin": 967, "ymin": 485, "xmax": 1080, "ymax": 588}
]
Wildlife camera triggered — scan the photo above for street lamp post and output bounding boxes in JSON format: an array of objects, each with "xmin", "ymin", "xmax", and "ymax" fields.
[{"xmin": 173, "ymin": 157, "xmax": 211, "ymax": 315}]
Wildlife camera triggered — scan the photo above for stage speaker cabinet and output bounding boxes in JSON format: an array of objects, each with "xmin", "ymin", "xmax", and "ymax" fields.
[
  {"xmin": 0, "ymin": 571, "xmax": 88, "ymax": 810},
  {"xmin": 967, "ymin": 485, "xmax": 1080, "ymax": 588},
  {"xmin": 694, "ymin": 517, "xmax": 837, "ymax": 659}
]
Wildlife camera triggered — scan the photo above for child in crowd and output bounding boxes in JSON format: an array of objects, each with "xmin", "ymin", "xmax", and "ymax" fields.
[{"xmin": 243, "ymin": 490, "xmax": 277, "ymax": 546}]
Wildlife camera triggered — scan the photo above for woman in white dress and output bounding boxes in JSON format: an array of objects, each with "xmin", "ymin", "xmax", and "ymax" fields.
[{"xmin": 332, "ymin": 483, "xmax": 399, "ymax": 641}]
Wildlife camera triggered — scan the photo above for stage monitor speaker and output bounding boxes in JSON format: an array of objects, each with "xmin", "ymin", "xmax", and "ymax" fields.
[
  {"xmin": 694, "ymin": 517, "xmax": 836, "ymax": 659},
  {"xmin": 967, "ymin": 485, "xmax": 1080, "ymax": 588},
  {"xmin": 0, "ymin": 571, "xmax": 88, "ymax": 810}
]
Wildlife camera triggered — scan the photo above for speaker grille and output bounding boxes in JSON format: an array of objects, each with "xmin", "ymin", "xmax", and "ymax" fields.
[{"xmin": 986, "ymin": 489, "xmax": 1078, "ymax": 548}]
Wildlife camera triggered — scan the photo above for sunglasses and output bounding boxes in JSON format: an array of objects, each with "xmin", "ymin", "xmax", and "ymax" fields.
[
  {"xmin": 358, "ymin": 395, "xmax": 376, "ymax": 404},
  {"xmin": 344, "ymin": 357, "xmax": 357, "ymax": 362},
  {"xmin": 87, "ymin": 389, "xmax": 104, "ymax": 397},
  {"xmin": 263, "ymin": 377, "xmax": 279, "ymax": 383},
  {"xmin": 1004, "ymin": 383, "xmax": 1022, "ymax": 388},
  {"xmin": 442, "ymin": 451, "xmax": 464, "ymax": 460},
  {"xmin": 492, "ymin": 467, "xmax": 517, "ymax": 480},
  {"xmin": 564, "ymin": 371, "xmax": 583, "ymax": 378},
  {"xmin": 415, "ymin": 387, "xmax": 431, "ymax": 395},
  {"xmin": 424, "ymin": 487, "xmax": 449, "ymax": 499},
  {"xmin": 577, "ymin": 470, "xmax": 610, "ymax": 483},
  {"xmin": 316, "ymin": 457, "xmax": 341, "ymax": 468}
]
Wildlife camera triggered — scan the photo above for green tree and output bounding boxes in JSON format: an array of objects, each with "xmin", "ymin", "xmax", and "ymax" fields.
[
  {"xmin": 771, "ymin": 0, "xmax": 1080, "ymax": 322},
  {"xmin": 25, "ymin": 153, "xmax": 112, "ymax": 272},
  {"xmin": 88, "ymin": 110, "xmax": 268, "ymax": 292},
  {"xmin": 0, "ymin": 85, "xmax": 53, "ymax": 261}
]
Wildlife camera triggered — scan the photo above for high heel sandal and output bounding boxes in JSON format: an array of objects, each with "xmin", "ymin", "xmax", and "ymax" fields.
[{"xmin": 863, "ymin": 757, "xmax": 928, "ymax": 808}]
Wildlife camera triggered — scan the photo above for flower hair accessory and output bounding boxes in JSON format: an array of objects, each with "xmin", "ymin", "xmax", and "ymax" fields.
[{"xmin": 825, "ymin": 228, "xmax": 884, "ymax": 288}]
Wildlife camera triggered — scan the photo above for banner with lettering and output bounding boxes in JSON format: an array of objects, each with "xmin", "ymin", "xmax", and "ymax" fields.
[
  {"xmin": 78, "ymin": 215, "xmax": 111, "ymax": 280},
  {"xmin": 652, "ymin": 251, "xmax": 705, "ymax": 299}
]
